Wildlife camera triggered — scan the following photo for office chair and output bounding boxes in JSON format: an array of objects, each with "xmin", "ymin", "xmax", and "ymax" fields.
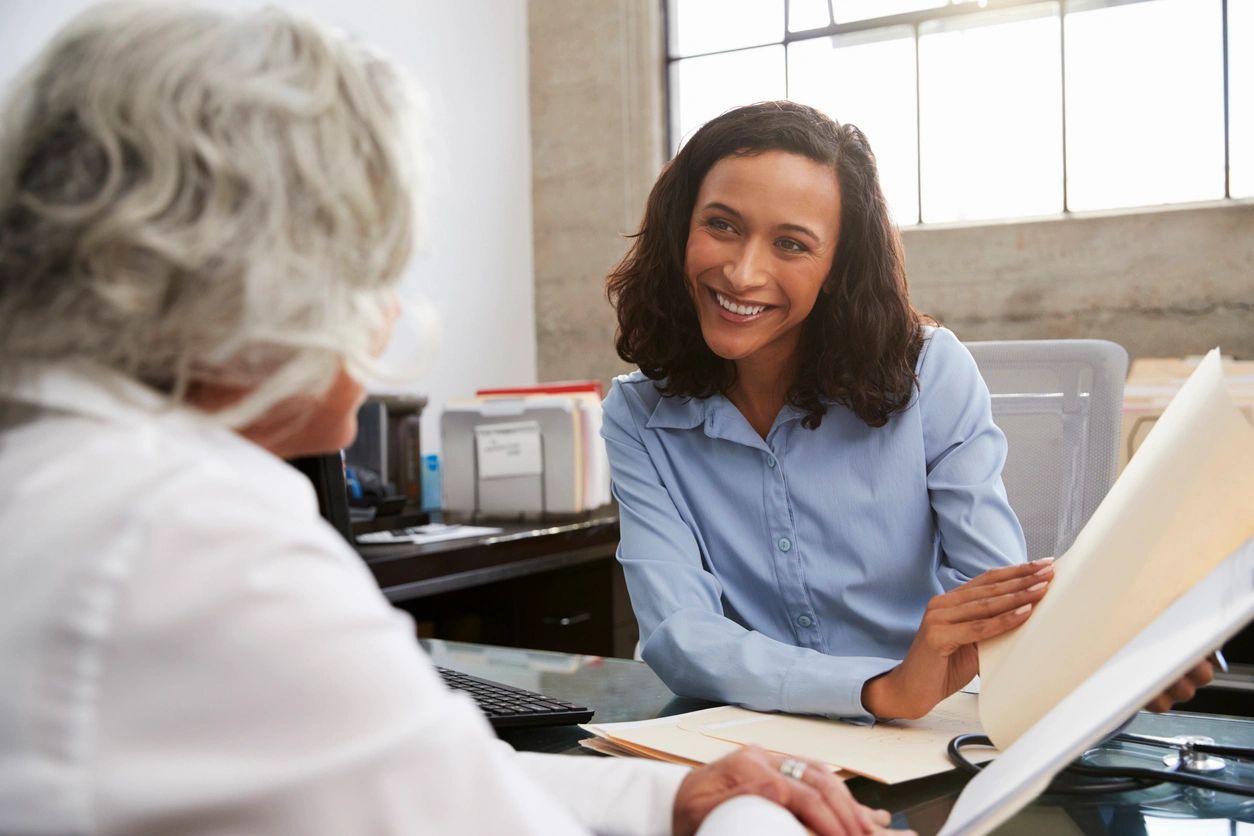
[{"xmin": 964, "ymin": 339, "xmax": 1129, "ymax": 561}]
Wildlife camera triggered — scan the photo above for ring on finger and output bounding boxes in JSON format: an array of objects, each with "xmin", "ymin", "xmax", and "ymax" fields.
[{"xmin": 779, "ymin": 757, "xmax": 808, "ymax": 782}]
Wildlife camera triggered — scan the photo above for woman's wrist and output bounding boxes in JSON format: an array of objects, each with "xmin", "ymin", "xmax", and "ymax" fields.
[
  {"xmin": 861, "ymin": 665, "xmax": 932, "ymax": 721},
  {"xmin": 860, "ymin": 668, "xmax": 901, "ymax": 720}
]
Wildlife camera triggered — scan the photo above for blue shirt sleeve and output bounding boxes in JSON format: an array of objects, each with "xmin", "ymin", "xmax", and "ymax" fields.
[
  {"xmin": 917, "ymin": 329, "xmax": 1028, "ymax": 590},
  {"xmin": 602, "ymin": 383, "xmax": 897, "ymax": 722}
]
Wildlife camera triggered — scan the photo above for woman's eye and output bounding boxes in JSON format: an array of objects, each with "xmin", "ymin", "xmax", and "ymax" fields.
[
  {"xmin": 778, "ymin": 238, "xmax": 807, "ymax": 254},
  {"xmin": 707, "ymin": 218, "xmax": 734, "ymax": 233}
]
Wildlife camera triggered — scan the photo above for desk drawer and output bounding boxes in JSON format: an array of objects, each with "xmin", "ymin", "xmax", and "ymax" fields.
[
  {"xmin": 396, "ymin": 559, "xmax": 617, "ymax": 657},
  {"xmin": 512, "ymin": 562, "xmax": 612, "ymax": 656}
]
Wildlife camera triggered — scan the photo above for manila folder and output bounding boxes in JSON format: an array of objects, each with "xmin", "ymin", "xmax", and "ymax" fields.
[{"xmin": 978, "ymin": 348, "xmax": 1254, "ymax": 748}]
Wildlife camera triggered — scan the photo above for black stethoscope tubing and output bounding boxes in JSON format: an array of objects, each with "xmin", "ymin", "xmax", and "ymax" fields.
[{"xmin": 947, "ymin": 733, "xmax": 1254, "ymax": 797}]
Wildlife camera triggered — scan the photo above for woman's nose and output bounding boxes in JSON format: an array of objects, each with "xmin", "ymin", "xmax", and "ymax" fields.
[{"xmin": 723, "ymin": 238, "xmax": 769, "ymax": 291}]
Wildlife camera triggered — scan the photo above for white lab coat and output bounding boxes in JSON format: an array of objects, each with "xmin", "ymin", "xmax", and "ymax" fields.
[{"xmin": 0, "ymin": 364, "xmax": 801, "ymax": 835}]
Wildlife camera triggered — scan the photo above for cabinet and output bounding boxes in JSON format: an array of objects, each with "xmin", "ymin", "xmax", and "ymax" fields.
[{"xmin": 357, "ymin": 514, "xmax": 639, "ymax": 658}]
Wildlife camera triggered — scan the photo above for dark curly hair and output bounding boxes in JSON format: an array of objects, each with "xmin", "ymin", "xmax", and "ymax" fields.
[{"xmin": 607, "ymin": 101, "xmax": 931, "ymax": 429}]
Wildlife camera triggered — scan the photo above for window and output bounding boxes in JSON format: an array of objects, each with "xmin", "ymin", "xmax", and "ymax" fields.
[
  {"xmin": 918, "ymin": 4, "xmax": 1062, "ymax": 222},
  {"xmin": 789, "ymin": 28, "xmax": 920, "ymax": 223},
  {"xmin": 666, "ymin": 0, "xmax": 1247, "ymax": 225},
  {"xmin": 1063, "ymin": 0, "xmax": 1225, "ymax": 210}
]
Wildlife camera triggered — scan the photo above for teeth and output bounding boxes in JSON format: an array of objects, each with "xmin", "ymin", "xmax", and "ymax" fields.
[{"xmin": 715, "ymin": 292, "xmax": 766, "ymax": 317}]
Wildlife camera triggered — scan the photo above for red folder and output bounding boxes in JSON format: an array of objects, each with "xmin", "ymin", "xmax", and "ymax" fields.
[{"xmin": 476, "ymin": 380, "xmax": 604, "ymax": 399}]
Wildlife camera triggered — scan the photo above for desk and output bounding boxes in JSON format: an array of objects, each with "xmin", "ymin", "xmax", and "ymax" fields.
[
  {"xmin": 360, "ymin": 514, "xmax": 636, "ymax": 657},
  {"xmin": 423, "ymin": 639, "xmax": 1254, "ymax": 835}
]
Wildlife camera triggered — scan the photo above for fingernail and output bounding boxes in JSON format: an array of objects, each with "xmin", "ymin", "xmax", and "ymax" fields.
[
  {"xmin": 1034, "ymin": 563, "xmax": 1055, "ymax": 576},
  {"xmin": 1032, "ymin": 557, "xmax": 1055, "ymax": 565},
  {"xmin": 1014, "ymin": 603, "xmax": 1032, "ymax": 615},
  {"xmin": 1028, "ymin": 581, "xmax": 1047, "ymax": 592}
]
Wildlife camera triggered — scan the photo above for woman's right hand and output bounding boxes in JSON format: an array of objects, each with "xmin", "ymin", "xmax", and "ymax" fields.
[
  {"xmin": 861, "ymin": 558, "xmax": 1055, "ymax": 720},
  {"xmin": 672, "ymin": 745, "xmax": 907, "ymax": 836}
]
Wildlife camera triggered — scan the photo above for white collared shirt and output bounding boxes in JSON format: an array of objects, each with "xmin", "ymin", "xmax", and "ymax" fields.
[{"xmin": 0, "ymin": 364, "xmax": 803, "ymax": 835}]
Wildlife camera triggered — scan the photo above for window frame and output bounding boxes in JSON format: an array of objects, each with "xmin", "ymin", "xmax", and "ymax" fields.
[{"xmin": 664, "ymin": 0, "xmax": 1239, "ymax": 225}]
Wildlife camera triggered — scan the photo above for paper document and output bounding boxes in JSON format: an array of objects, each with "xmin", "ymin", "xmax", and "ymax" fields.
[
  {"xmin": 582, "ymin": 698, "xmax": 974, "ymax": 784},
  {"xmin": 681, "ymin": 694, "xmax": 984, "ymax": 785},
  {"xmin": 355, "ymin": 523, "xmax": 504, "ymax": 545},
  {"xmin": 979, "ymin": 348, "xmax": 1254, "ymax": 748},
  {"xmin": 940, "ymin": 534, "xmax": 1254, "ymax": 836},
  {"xmin": 474, "ymin": 421, "xmax": 543, "ymax": 479},
  {"xmin": 581, "ymin": 709, "xmax": 758, "ymax": 768}
]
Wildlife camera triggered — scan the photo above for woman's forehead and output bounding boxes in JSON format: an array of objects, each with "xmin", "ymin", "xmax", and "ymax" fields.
[{"xmin": 695, "ymin": 150, "xmax": 841, "ymax": 235}]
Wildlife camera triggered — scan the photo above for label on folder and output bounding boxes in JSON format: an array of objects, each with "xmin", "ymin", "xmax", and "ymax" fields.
[{"xmin": 475, "ymin": 421, "xmax": 543, "ymax": 480}]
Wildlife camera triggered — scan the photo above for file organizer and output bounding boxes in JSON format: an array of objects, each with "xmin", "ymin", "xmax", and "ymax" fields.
[{"xmin": 441, "ymin": 387, "xmax": 610, "ymax": 518}]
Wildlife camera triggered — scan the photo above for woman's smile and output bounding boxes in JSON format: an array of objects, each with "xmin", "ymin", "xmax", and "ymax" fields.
[{"xmin": 710, "ymin": 287, "xmax": 774, "ymax": 321}]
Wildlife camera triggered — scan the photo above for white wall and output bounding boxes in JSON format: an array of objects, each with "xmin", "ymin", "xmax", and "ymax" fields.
[{"xmin": 0, "ymin": 0, "xmax": 538, "ymax": 455}]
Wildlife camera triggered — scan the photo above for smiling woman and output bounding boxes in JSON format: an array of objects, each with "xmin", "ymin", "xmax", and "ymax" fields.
[
  {"xmin": 604, "ymin": 101, "xmax": 1039, "ymax": 722},
  {"xmin": 609, "ymin": 102, "xmax": 922, "ymax": 435}
]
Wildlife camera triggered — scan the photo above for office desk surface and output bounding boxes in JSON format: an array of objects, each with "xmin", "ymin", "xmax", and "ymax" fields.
[
  {"xmin": 422, "ymin": 639, "xmax": 1254, "ymax": 835},
  {"xmin": 360, "ymin": 513, "xmax": 619, "ymax": 602}
]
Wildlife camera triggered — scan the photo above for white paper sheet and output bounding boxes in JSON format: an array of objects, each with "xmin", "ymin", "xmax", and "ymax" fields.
[
  {"xmin": 474, "ymin": 420, "xmax": 544, "ymax": 479},
  {"xmin": 355, "ymin": 523, "xmax": 504, "ymax": 545}
]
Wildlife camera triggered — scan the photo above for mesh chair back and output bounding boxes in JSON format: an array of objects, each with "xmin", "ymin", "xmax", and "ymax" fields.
[{"xmin": 965, "ymin": 340, "xmax": 1128, "ymax": 561}]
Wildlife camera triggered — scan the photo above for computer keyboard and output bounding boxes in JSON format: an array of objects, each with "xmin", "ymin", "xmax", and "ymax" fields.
[{"xmin": 436, "ymin": 666, "xmax": 594, "ymax": 729}]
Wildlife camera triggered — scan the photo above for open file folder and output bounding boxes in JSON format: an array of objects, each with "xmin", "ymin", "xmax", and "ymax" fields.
[
  {"xmin": 978, "ymin": 348, "xmax": 1254, "ymax": 748},
  {"xmin": 939, "ymin": 347, "xmax": 1254, "ymax": 833},
  {"xmin": 939, "ymin": 534, "xmax": 1254, "ymax": 836}
]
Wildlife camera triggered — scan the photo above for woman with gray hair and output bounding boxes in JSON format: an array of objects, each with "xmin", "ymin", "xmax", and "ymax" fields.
[{"xmin": 0, "ymin": 4, "xmax": 900, "ymax": 834}]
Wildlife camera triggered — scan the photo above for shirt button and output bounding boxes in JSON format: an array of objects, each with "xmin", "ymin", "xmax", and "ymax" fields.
[
  {"xmin": 777, "ymin": 537, "xmax": 792, "ymax": 552},
  {"xmin": 766, "ymin": 455, "xmax": 777, "ymax": 468},
  {"xmin": 797, "ymin": 614, "xmax": 813, "ymax": 628}
]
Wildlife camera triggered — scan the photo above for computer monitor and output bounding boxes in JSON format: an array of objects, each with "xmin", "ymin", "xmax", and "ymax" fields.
[{"xmin": 287, "ymin": 453, "xmax": 353, "ymax": 544}]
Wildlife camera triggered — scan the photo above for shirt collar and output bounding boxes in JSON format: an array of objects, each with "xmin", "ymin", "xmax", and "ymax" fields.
[
  {"xmin": 645, "ymin": 393, "xmax": 705, "ymax": 430},
  {"xmin": 646, "ymin": 390, "xmax": 810, "ymax": 449},
  {"xmin": 2, "ymin": 361, "xmax": 191, "ymax": 425}
]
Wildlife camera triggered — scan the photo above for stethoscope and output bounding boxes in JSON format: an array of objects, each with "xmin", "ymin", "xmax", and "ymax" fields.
[{"xmin": 947, "ymin": 731, "xmax": 1254, "ymax": 797}]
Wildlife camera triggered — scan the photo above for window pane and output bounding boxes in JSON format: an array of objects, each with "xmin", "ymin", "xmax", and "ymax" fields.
[
  {"xmin": 918, "ymin": 4, "xmax": 1063, "ymax": 223},
  {"xmin": 1229, "ymin": 0, "xmax": 1254, "ymax": 198},
  {"xmin": 668, "ymin": 0, "xmax": 784, "ymax": 58},
  {"xmin": 832, "ymin": 0, "xmax": 946, "ymax": 24},
  {"xmin": 670, "ymin": 46, "xmax": 787, "ymax": 153},
  {"xmin": 789, "ymin": 28, "xmax": 920, "ymax": 225},
  {"xmin": 789, "ymin": 0, "xmax": 832, "ymax": 32},
  {"xmin": 1065, "ymin": 0, "xmax": 1225, "ymax": 211}
]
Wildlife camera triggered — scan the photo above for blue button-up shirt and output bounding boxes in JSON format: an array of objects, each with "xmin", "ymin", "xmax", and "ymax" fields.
[{"xmin": 601, "ymin": 327, "xmax": 1027, "ymax": 721}]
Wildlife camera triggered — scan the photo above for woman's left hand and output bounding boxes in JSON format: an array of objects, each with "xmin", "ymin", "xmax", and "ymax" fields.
[
  {"xmin": 861, "ymin": 559, "xmax": 1054, "ymax": 720},
  {"xmin": 1144, "ymin": 658, "xmax": 1214, "ymax": 712}
]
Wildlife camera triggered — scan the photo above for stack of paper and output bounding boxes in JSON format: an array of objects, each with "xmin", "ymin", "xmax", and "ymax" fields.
[
  {"xmin": 581, "ymin": 692, "xmax": 984, "ymax": 785},
  {"xmin": 1120, "ymin": 354, "xmax": 1254, "ymax": 471}
]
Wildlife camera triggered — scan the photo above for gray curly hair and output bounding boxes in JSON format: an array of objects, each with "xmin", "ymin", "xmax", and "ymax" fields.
[{"xmin": 0, "ymin": 1, "xmax": 417, "ymax": 426}]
